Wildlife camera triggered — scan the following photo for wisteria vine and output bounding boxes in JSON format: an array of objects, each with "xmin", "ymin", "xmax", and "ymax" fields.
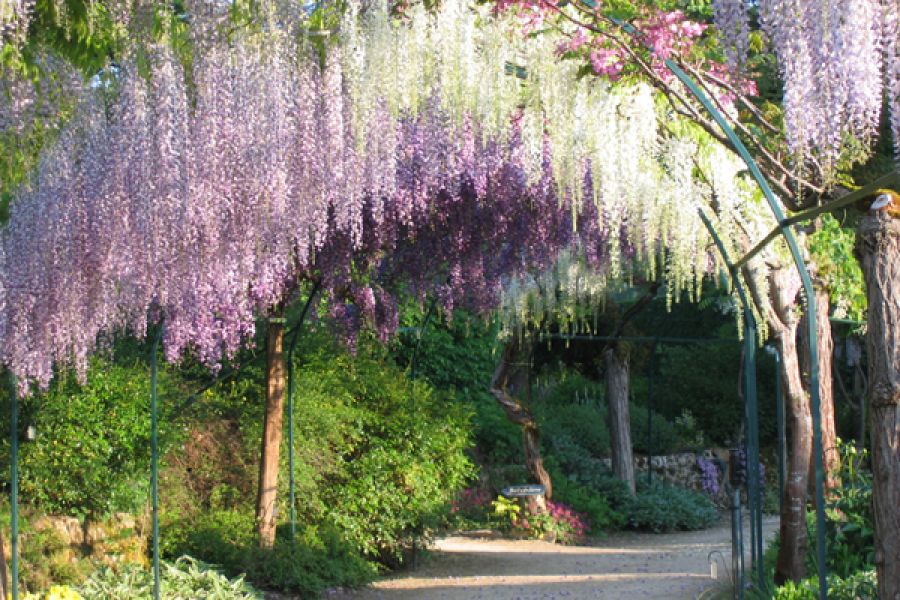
[{"xmin": 0, "ymin": 0, "xmax": 759, "ymax": 390}]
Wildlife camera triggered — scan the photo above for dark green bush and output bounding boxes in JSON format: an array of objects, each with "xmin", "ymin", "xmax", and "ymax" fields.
[
  {"xmin": 161, "ymin": 510, "xmax": 378, "ymax": 596},
  {"xmin": 628, "ymin": 403, "xmax": 681, "ymax": 455},
  {"xmin": 623, "ymin": 480, "xmax": 718, "ymax": 532},
  {"xmin": 540, "ymin": 404, "xmax": 610, "ymax": 457}
]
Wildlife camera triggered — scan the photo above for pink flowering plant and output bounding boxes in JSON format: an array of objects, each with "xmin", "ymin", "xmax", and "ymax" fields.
[
  {"xmin": 445, "ymin": 487, "xmax": 496, "ymax": 530},
  {"xmin": 491, "ymin": 496, "xmax": 590, "ymax": 545}
]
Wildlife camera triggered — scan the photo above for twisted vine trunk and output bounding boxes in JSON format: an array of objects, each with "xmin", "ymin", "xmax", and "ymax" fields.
[
  {"xmin": 605, "ymin": 345, "xmax": 634, "ymax": 494},
  {"xmin": 855, "ymin": 208, "xmax": 900, "ymax": 600},
  {"xmin": 257, "ymin": 316, "xmax": 286, "ymax": 548},
  {"xmin": 490, "ymin": 328, "xmax": 552, "ymax": 508}
]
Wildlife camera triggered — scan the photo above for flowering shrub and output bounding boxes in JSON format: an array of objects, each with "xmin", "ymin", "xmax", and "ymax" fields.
[
  {"xmin": 19, "ymin": 586, "xmax": 83, "ymax": 600},
  {"xmin": 447, "ymin": 487, "xmax": 495, "ymax": 529},
  {"xmin": 491, "ymin": 496, "xmax": 590, "ymax": 545}
]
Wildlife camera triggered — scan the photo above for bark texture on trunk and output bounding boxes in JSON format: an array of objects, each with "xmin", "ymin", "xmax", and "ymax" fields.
[
  {"xmin": 747, "ymin": 264, "xmax": 811, "ymax": 585},
  {"xmin": 800, "ymin": 285, "xmax": 838, "ymax": 495},
  {"xmin": 855, "ymin": 210, "xmax": 900, "ymax": 600},
  {"xmin": 490, "ymin": 329, "xmax": 552, "ymax": 505},
  {"xmin": 257, "ymin": 318, "xmax": 286, "ymax": 548},
  {"xmin": 605, "ymin": 345, "xmax": 634, "ymax": 494}
]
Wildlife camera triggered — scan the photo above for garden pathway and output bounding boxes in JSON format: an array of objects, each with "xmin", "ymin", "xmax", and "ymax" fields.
[{"xmin": 316, "ymin": 516, "xmax": 779, "ymax": 600}]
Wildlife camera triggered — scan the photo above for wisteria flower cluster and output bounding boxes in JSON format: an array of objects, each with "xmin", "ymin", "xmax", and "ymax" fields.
[
  {"xmin": 714, "ymin": 0, "xmax": 895, "ymax": 173},
  {"xmin": 696, "ymin": 456, "xmax": 721, "ymax": 497},
  {"xmin": 0, "ymin": 0, "xmax": 761, "ymax": 391}
]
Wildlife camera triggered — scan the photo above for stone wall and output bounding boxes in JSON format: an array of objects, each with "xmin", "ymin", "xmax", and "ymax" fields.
[
  {"xmin": 601, "ymin": 448, "xmax": 730, "ymax": 494},
  {"xmin": 27, "ymin": 512, "xmax": 148, "ymax": 567}
]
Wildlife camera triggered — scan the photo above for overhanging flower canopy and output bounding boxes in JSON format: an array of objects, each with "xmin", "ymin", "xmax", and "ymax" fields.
[{"xmin": 0, "ymin": 0, "xmax": 765, "ymax": 389}]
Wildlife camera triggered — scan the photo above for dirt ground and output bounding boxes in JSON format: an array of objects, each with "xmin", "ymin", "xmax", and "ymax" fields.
[{"xmin": 316, "ymin": 516, "xmax": 779, "ymax": 600}]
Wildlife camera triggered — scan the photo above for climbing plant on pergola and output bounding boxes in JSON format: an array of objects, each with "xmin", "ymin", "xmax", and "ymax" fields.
[{"xmin": 3, "ymin": 1, "xmax": 899, "ymax": 599}]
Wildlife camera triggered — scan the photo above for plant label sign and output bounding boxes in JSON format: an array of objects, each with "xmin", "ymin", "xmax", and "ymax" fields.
[{"xmin": 501, "ymin": 484, "xmax": 546, "ymax": 498}]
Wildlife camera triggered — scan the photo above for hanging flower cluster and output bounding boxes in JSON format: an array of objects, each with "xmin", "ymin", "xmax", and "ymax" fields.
[
  {"xmin": 715, "ymin": 0, "xmax": 893, "ymax": 171},
  {"xmin": 1, "ymin": 0, "xmax": 758, "ymax": 389}
]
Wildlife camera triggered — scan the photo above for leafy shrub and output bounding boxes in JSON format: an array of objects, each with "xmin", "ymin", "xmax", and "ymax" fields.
[
  {"xmin": 549, "ymin": 466, "xmax": 623, "ymax": 532},
  {"xmin": 446, "ymin": 487, "xmax": 495, "ymax": 530},
  {"xmin": 628, "ymin": 403, "xmax": 681, "ymax": 455},
  {"xmin": 0, "ymin": 359, "xmax": 182, "ymax": 517},
  {"xmin": 623, "ymin": 480, "xmax": 718, "ymax": 532},
  {"xmin": 810, "ymin": 440, "xmax": 874, "ymax": 579},
  {"xmin": 540, "ymin": 403, "xmax": 610, "ymax": 457},
  {"xmin": 542, "ymin": 373, "xmax": 604, "ymax": 407},
  {"xmin": 770, "ymin": 570, "xmax": 877, "ymax": 600},
  {"xmin": 160, "ymin": 509, "xmax": 377, "ymax": 596},
  {"xmin": 77, "ymin": 556, "xmax": 264, "ymax": 599}
]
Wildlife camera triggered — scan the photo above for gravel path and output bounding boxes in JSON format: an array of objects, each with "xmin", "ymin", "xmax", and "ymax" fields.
[{"xmin": 321, "ymin": 516, "xmax": 779, "ymax": 600}]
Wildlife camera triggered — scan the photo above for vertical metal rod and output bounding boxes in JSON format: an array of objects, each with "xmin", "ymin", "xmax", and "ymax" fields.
[
  {"xmin": 410, "ymin": 296, "xmax": 439, "ymax": 383},
  {"xmin": 672, "ymin": 63, "xmax": 827, "ymax": 600},
  {"xmin": 286, "ymin": 283, "xmax": 320, "ymax": 545},
  {"xmin": 10, "ymin": 376, "xmax": 18, "ymax": 600},
  {"xmin": 151, "ymin": 323, "xmax": 163, "ymax": 600},
  {"xmin": 744, "ymin": 319, "xmax": 763, "ymax": 589}
]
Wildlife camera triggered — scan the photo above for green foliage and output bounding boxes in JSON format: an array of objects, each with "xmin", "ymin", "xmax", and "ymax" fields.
[
  {"xmin": 807, "ymin": 214, "xmax": 867, "ymax": 324},
  {"xmin": 621, "ymin": 480, "xmax": 719, "ymax": 533},
  {"xmin": 655, "ymin": 343, "xmax": 779, "ymax": 447},
  {"xmin": 539, "ymin": 403, "xmax": 610, "ymax": 457},
  {"xmin": 628, "ymin": 402, "xmax": 681, "ymax": 455},
  {"xmin": 77, "ymin": 556, "xmax": 265, "ymax": 600},
  {"xmin": 390, "ymin": 308, "xmax": 523, "ymax": 465},
  {"xmin": 161, "ymin": 509, "xmax": 378, "ymax": 596},
  {"xmin": 291, "ymin": 335, "xmax": 473, "ymax": 561},
  {"xmin": 817, "ymin": 441, "xmax": 874, "ymax": 578},
  {"xmin": 549, "ymin": 464, "xmax": 623, "ymax": 532},
  {"xmin": 0, "ymin": 359, "xmax": 182, "ymax": 517},
  {"xmin": 766, "ymin": 570, "xmax": 877, "ymax": 600}
]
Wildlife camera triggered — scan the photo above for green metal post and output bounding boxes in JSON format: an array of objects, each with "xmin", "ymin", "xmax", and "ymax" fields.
[
  {"xmin": 700, "ymin": 210, "xmax": 765, "ymax": 596},
  {"xmin": 151, "ymin": 323, "xmax": 163, "ymax": 600},
  {"xmin": 744, "ymin": 313, "xmax": 763, "ymax": 585},
  {"xmin": 671, "ymin": 62, "xmax": 827, "ymax": 600},
  {"xmin": 286, "ymin": 283, "xmax": 320, "ymax": 544},
  {"xmin": 10, "ymin": 376, "xmax": 18, "ymax": 600},
  {"xmin": 411, "ymin": 296, "xmax": 439, "ymax": 383}
]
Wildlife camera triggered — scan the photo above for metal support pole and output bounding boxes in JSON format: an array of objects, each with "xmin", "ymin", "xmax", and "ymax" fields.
[
  {"xmin": 674, "ymin": 64, "xmax": 827, "ymax": 599},
  {"xmin": 699, "ymin": 211, "xmax": 761, "ymax": 594},
  {"xmin": 10, "ymin": 376, "xmax": 18, "ymax": 600},
  {"xmin": 730, "ymin": 444, "xmax": 745, "ymax": 600},
  {"xmin": 286, "ymin": 283, "xmax": 320, "ymax": 545},
  {"xmin": 151, "ymin": 322, "xmax": 163, "ymax": 600},
  {"xmin": 410, "ymin": 296, "xmax": 439, "ymax": 383}
]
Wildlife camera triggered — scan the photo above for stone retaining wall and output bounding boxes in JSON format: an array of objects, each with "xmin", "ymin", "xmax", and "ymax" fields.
[{"xmin": 601, "ymin": 448, "xmax": 730, "ymax": 494}]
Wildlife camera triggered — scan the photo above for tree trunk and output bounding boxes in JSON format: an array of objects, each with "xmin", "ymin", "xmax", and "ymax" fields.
[
  {"xmin": 257, "ymin": 316, "xmax": 286, "ymax": 548},
  {"xmin": 773, "ymin": 318, "xmax": 813, "ymax": 585},
  {"xmin": 855, "ymin": 209, "xmax": 900, "ymax": 600},
  {"xmin": 605, "ymin": 345, "xmax": 634, "ymax": 494},
  {"xmin": 490, "ymin": 328, "xmax": 552, "ymax": 507},
  {"xmin": 744, "ymin": 263, "xmax": 812, "ymax": 585},
  {"xmin": 800, "ymin": 285, "xmax": 838, "ymax": 496}
]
